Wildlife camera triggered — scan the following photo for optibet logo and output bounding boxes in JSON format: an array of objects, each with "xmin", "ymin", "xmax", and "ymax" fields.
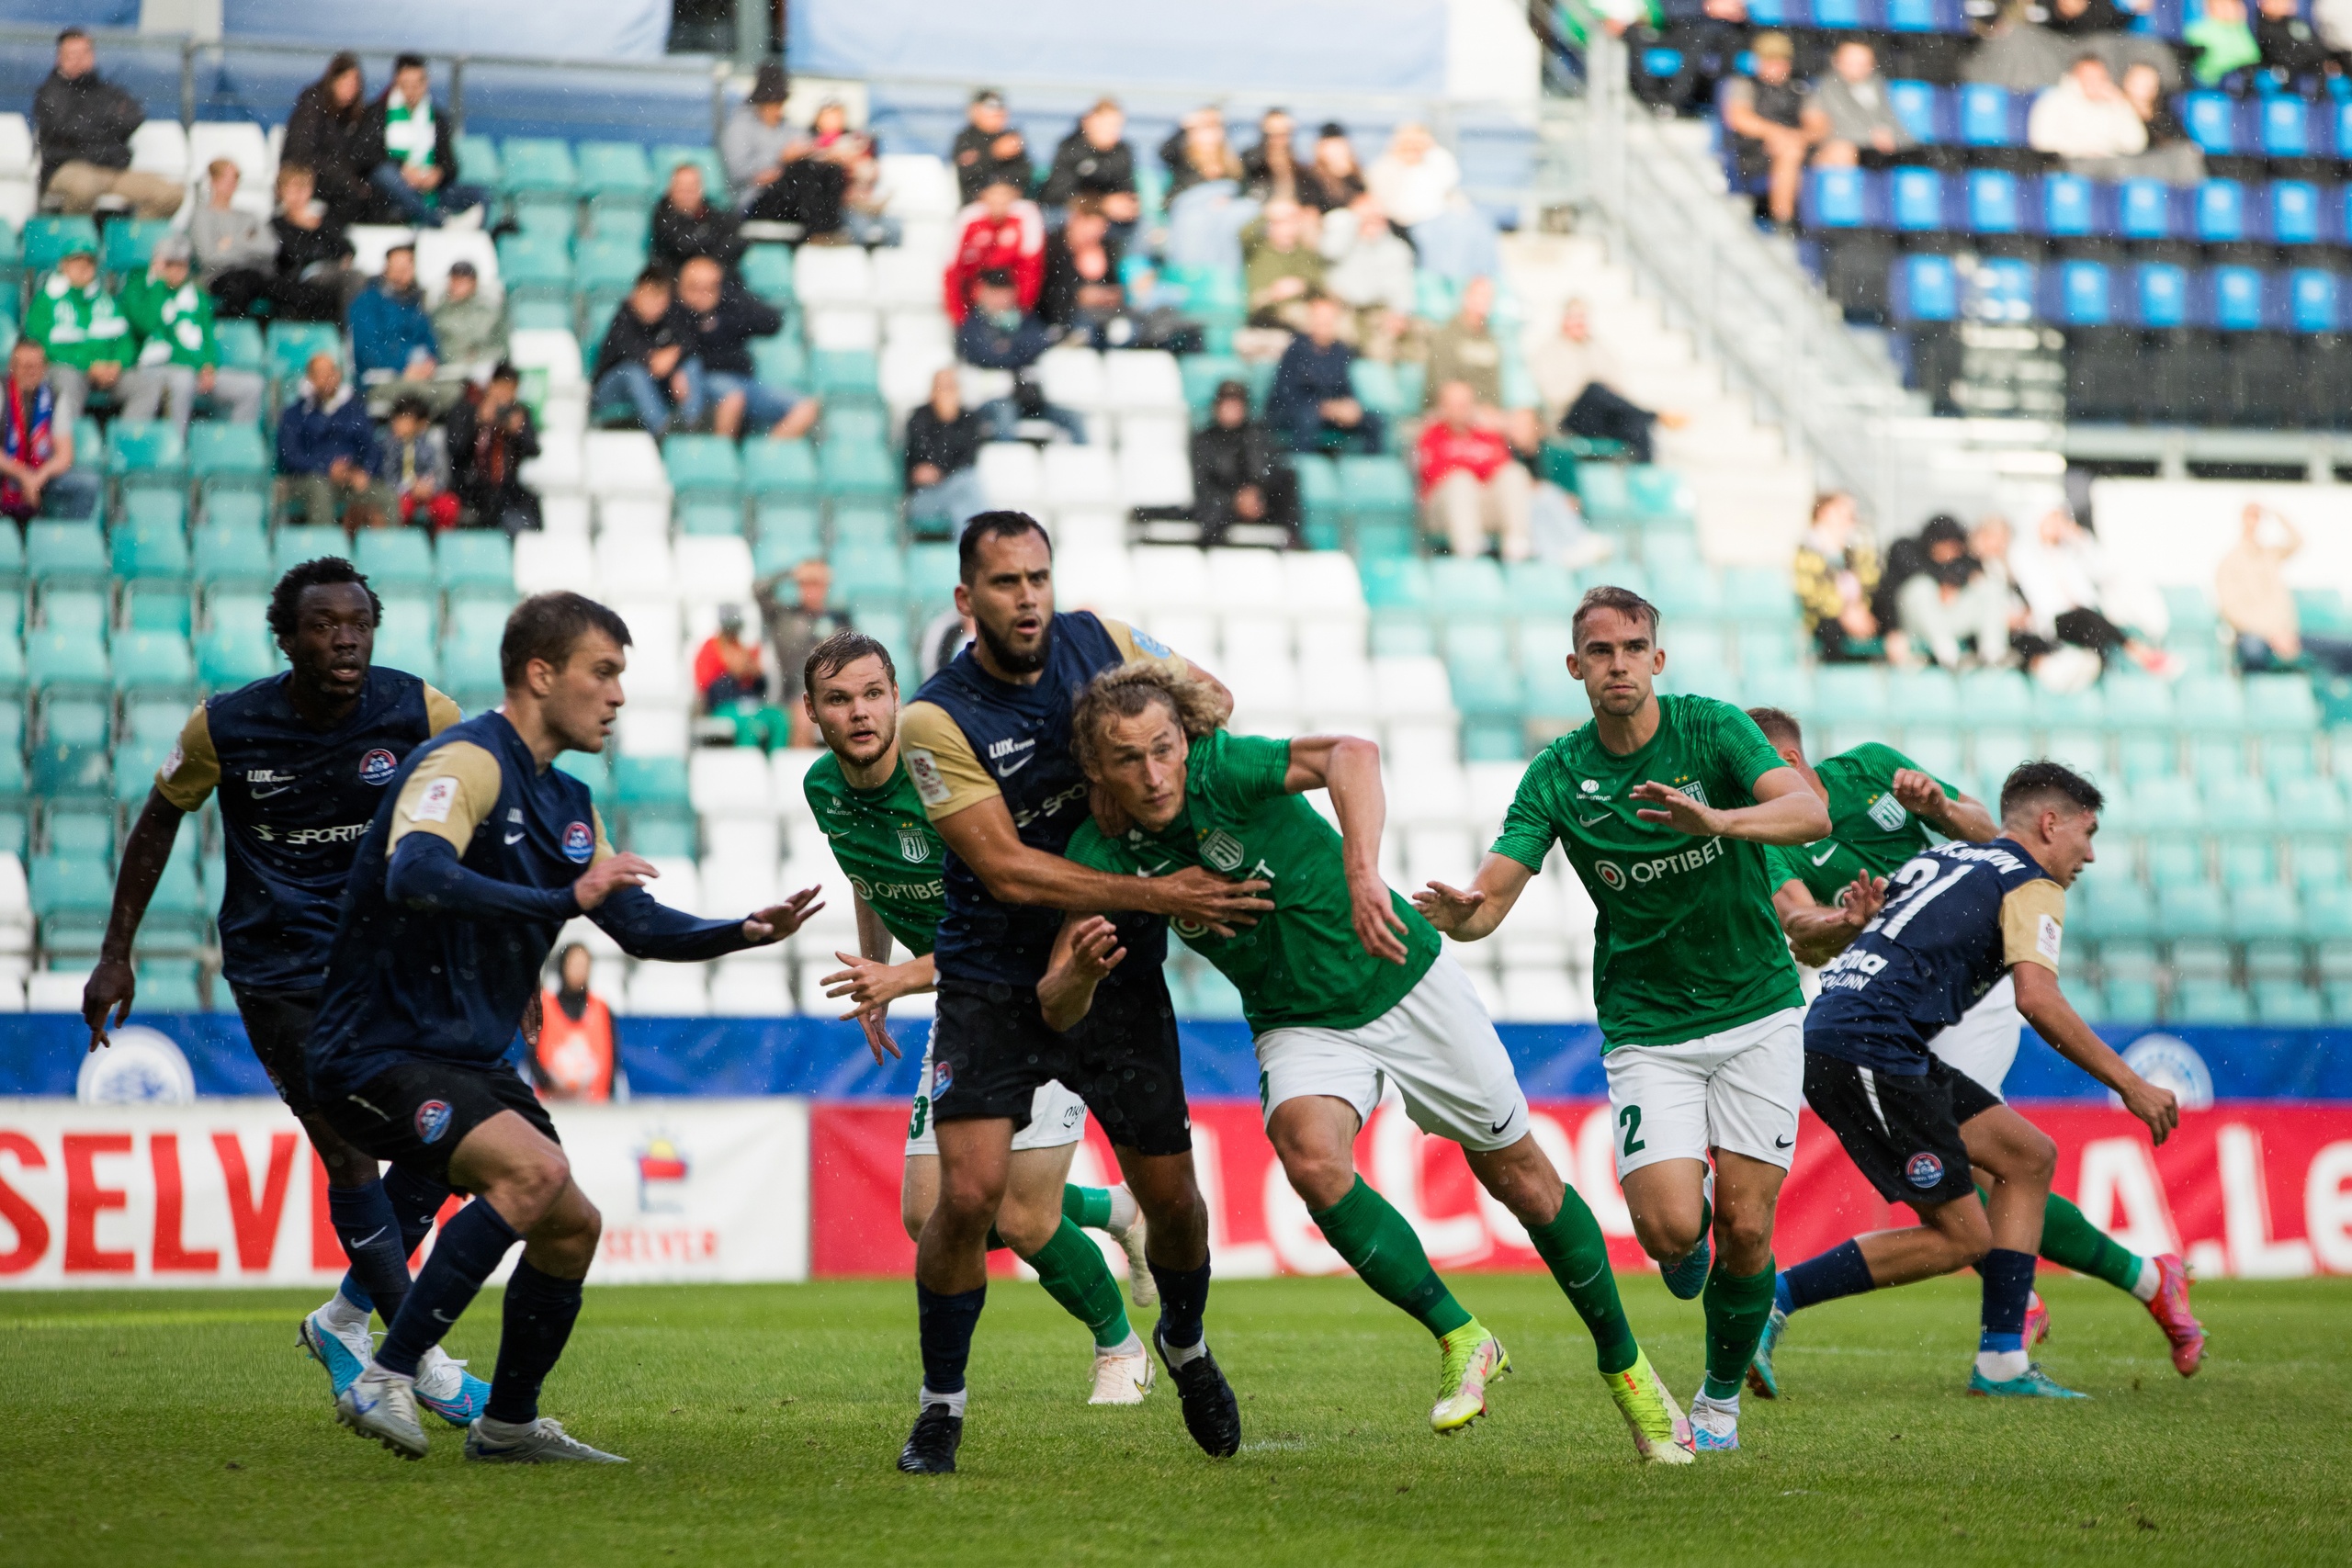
[{"xmin": 1595, "ymin": 859, "xmax": 1626, "ymax": 890}]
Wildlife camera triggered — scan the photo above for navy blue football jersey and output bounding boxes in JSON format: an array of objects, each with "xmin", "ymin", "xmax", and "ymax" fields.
[
  {"xmin": 1804, "ymin": 837, "xmax": 2068, "ymax": 1075},
  {"xmin": 154, "ymin": 668, "xmax": 458, "ymax": 991},
  {"xmin": 898, "ymin": 611, "xmax": 1182, "ymax": 988}
]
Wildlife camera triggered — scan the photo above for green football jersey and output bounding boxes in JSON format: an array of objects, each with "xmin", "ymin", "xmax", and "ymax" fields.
[
  {"xmin": 1490, "ymin": 693, "xmax": 1803, "ymax": 1047},
  {"xmin": 1064, "ymin": 729, "xmax": 1440, "ymax": 1033},
  {"xmin": 801, "ymin": 750, "xmax": 945, "ymax": 957},
  {"xmin": 1761, "ymin": 743, "xmax": 1958, "ymax": 903}
]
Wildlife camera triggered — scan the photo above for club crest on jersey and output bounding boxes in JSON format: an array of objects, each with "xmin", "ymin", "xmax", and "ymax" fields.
[
  {"xmin": 1868, "ymin": 792, "xmax": 1908, "ymax": 832},
  {"xmin": 562, "ymin": 821, "xmax": 595, "ymax": 863},
  {"xmin": 358, "ymin": 749, "xmax": 399, "ymax": 786},
  {"xmin": 932, "ymin": 1058, "xmax": 954, "ymax": 1097},
  {"xmin": 1905, "ymin": 1151, "xmax": 1945, "ymax": 1189},
  {"xmin": 899, "ymin": 828, "xmax": 929, "ymax": 863},
  {"xmin": 1199, "ymin": 829, "xmax": 1246, "ymax": 874},
  {"xmin": 415, "ymin": 1100, "xmax": 454, "ymax": 1144}
]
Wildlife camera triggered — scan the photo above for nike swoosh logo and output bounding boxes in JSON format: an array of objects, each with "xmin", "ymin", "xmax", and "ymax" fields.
[
  {"xmin": 1488, "ymin": 1119, "xmax": 1511, "ymax": 1135},
  {"xmin": 1810, "ymin": 844, "xmax": 1839, "ymax": 866},
  {"xmin": 354, "ymin": 1227, "xmax": 389, "ymax": 1247},
  {"xmin": 996, "ymin": 755, "xmax": 1033, "ymax": 778},
  {"xmin": 1576, "ymin": 811, "xmax": 1611, "ymax": 826},
  {"xmin": 249, "ymin": 784, "xmax": 295, "ymax": 800},
  {"xmin": 432, "ymin": 1309, "xmax": 457, "ymax": 1323},
  {"xmin": 1775, "ymin": 1135, "xmax": 1793, "ymax": 1148},
  {"xmin": 504, "ymin": 831, "xmax": 526, "ymax": 845}
]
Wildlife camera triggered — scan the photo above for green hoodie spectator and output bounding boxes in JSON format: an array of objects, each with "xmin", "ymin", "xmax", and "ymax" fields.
[
  {"xmin": 119, "ymin": 237, "xmax": 266, "ymax": 433},
  {"xmin": 24, "ymin": 246, "xmax": 131, "ymax": 426}
]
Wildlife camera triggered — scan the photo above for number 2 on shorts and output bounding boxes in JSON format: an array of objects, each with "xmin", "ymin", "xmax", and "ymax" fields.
[{"xmin": 1619, "ymin": 1103, "xmax": 1645, "ymax": 1157}]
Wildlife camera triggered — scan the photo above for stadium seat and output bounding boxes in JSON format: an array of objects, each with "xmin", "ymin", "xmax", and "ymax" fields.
[
  {"xmin": 354, "ymin": 528, "xmax": 435, "ymax": 590},
  {"xmin": 193, "ymin": 523, "xmax": 273, "ymax": 590},
  {"xmin": 664, "ymin": 434, "xmax": 744, "ymax": 504},
  {"xmin": 110, "ymin": 631, "xmax": 196, "ymax": 698},
  {"xmin": 576, "ymin": 141, "xmax": 655, "ymax": 210}
]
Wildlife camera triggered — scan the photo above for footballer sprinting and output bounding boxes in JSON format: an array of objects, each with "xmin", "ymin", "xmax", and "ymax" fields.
[
  {"xmin": 797, "ymin": 626, "xmax": 1159, "ymax": 1408},
  {"xmin": 1415, "ymin": 585, "xmax": 1832, "ymax": 1453},
  {"xmin": 1745, "ymin": 710, "xmax": 2206, "ymax": 1396},
  {"xmin": 1765, "ymin": 760, "xmax": 2182, "ymax": 1399},
  {"xmin": 79, "ymin": 557, "xmax": 489, "ymax": 1427},
  {"xmin": 309, "ymin": 592, "xmax": 821, "ymax": 1463},
  {"xmin": 1046, "ymin": 661, "xmax": 1694, "ymax": 1459}
]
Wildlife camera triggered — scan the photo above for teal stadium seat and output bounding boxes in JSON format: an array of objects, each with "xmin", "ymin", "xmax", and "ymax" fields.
[
  {"xmin": 355, "ymin": 528, "xmax": 435, "ymax": 589},
  {"xmin": 664, "ymin": 434, "xmax": 744, "ymax": 504},
  {"xmin": 113, "ymin": 519, "xmax": 190, "ymax": 584},
  {"xmin": 197, "ymin": 621, "xmax": 277, "ymax": 687},
  {"xmin": 741, "ymin": 245, "xmax": 794, "ymax": 308},
  {"xmin": 100, "ymin": 217, "xmax": 170, "ymax": 276},
  {"xmin": 1429, "ymin": 557, "xmax": 1509, "ymax": 619},
  {"xmin": 754, "ymin": 502, "xmax": 823, "ymax": 570},
  {"xmin": 654, "ymin": 145, "xmax": 729, "ymax": 202},
  {"xmin": 456, "ymin": 133, "xmax": 502, "ymax": 188},
  {"xmin": 27, "ymin": 522, "xmax": 109, "ymax": 589},
  {"xmin": 22, "ymin": 216, "xmax": 98, "ymax": 272},
  {"xmin": 742, "ymin": 437, "xmax": 820, "ymax": 499},
  {"xmin": 499, "ymin": 138, "xmax": 580, "ymax": 198},
  {"xmin": 575, "ymin": 141, "xmax": 656, "ymax": 210},
  {"xmin": 107, "ymin": 422, "xmax": 187, "ymax": 491},
  {"xmin": 436, "ymin": 532, "xmax": 514, "ymax": 600},
  {"xmin": 266, "ymin": 321, "xmax": 345, "ymax": 384},
  {"xmin": 1504, "ymin": 561, "xmax": 1578, "ymax": 621},
  {"xmin": 274, "ymin": 525, "xmax": 345, "ymax": 572},
  {"xmin": 193, "ymin": 522, "xmax": 273, "ymax": 590},
  {"xmin": 811, "ymin": 350, "xmax": 881, "ymax": 402},
  {"xmin": 111, "ymin": 632, "xmax": 196, "ymax": 698},
  {"xmin": 819, "ymin": 439, "xmax": 899, "ymax": 500}
]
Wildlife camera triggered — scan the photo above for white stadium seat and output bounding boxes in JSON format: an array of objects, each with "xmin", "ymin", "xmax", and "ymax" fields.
[
  {"xmin": 1117, "ymin": 443, "xmax": 1193, "ymax": 508},
  {"xmin": 615, "ymin": 705, "xmax": 690, "ymax": 758},
  {"xmin": 345, "ymin": 224, "xmax": 415, "ymax": 280},
  {"xmin": 560, "ymin": 914, "xmax": 622, "ymax": 961},
  {"xmin": 628, "ymin": 964, "xmax": 709, "ymax": 1015},
  {"xmin": 958, "ymin": 366, "xmax": 1015, "ymax": 407},
  {"xmin": 1043, "ymin": 445, "xmax": 1119, "ymax": 508},
  {"xmin": 1048, "ymin": 510, "xmax": 1126, "ymax": 558},
  {"xmin": 1036, "ymin": 347, "xmax": 1108, "ymax": 412},
  {"xmin": 1464, "ymin": 761, "xmax": 1525, "ymax": 839},
  {"xmin": 1385, "ymin": 718, "xmax": 1460, "ymax": 766},
  {"xmin": 709, "ymin": 953, "xmax": 795, "ymax": 1016},
  {"xmin": 1501, "ymin": 965, "xmax": 1590, "ymax": 1022},
  {"xmin": 129, "ymin": 120, "xmax": 188, "ymax": 183},
  {"xmin": 882, "ymin": 310, "xmax": 954, "ymax": 353},
  {"xmin": 512, "ymin": 530, "xmax": 594, "ymax": 593},
  {"xmin": 417, "ymin": 229, "xmax": 501, "ymax": 299},
  {"xmin": 538, "ymin": 494, "xmax": 592, "ymax": 539},
  {"xmin": 187, "ymin": 120, "xmax": 269, "ymax": 189},
  {"xmin": 1221, "ymin": 617, "xmax": 1293, "ymax": 667},
  {"xmin": 1371, "ymin": 657, "xmax": 1456, "ymax": 720},
  {"xmin": 881, "ymin": 339, "xmax": 956, "ymax": 412},
  {"xmin": 870, "ymin": 244, "xmax": 941, "ymax": 308},
  {"xmin": 675, "ymin": 536, "xmax": 756, "ymax": 603},
  {"xmin": 807, "ymin": 308, "xmax": 879, "ymax": 352},
  {"xmin": 878, "ymin": 152, "xmax": 959, "ymax": 220},
  {"xmin": 1404, "ymin": 826, "xmax": 1480, "ymax": 891},
  {"xmin": 977, "ymin": 442, "xmax": 1044, "ymax": 508},
  {"xmin": 792, "ymin": 246, "xmax": 874, "ymax": 307},
  {"xmin": 1285, "ymin": 550, "xmax": 1368, "ymax": 615},
  {"xmin": 510, "ymin": 329, "xmax": 586, "ymax": 390},
  {"xmin": 582, "ymin": 432, "xmax": 671, "ymax": 500},
  {"xmin": 1225, "ymin": 655, "xmax": 1299, "ymax": 715},
  {"xmin": 1114, "ymin": 411, "xmax": 1188, "ymax": 457},
  {"xmin": 700, "ymin": 854, "xmax": 782, "ymax": 915},
  {"xmin": 690, "ymin": 750, "xmax": 775, "ymax": 815},
  {"xmin": 771, "ymin": 750, "xmax": 824, "ymax": 819},
  {"xmin": 1103, "ymin": 350, "xmax": 1186, "ymax": 412},
  {"xmin": 1050, "ymin": 547, "xmax": 1136, "ymax": 621},
  {"xmin": 1147, "ymin": 613, "xmax": 1218, "ymax": 666},
  {"xmin": 0, "ymin": 179, "xmax": 35, "ymax": 231},
  {"xmin": 1129, "ymin": 547, "xmax": 1210, "ymax": 611},
  {"xmin": 0, "ymin": 113, "xmax": 32, "ymax": 180},
  {"xmin": 1207, "ymin": 547, "xmax": 1286, "ymax": 615},
  {"xmin": 27, "ymin": 970, "xmax": 89, "ymax": 1012},
  {"xmin": 596, "ymin": 496, "xmax": 670, "ymax": 539},
  {"xmin": 594, "ymin": 531, "xmax": 673, "ymax": 595},
  {"xmin": 1387, "ymin": 760, "xmax": 1471, "ymax": 827},
  {"xmin": 703, "ymin": 816, "xmax": 782, "ymax": 868},
  {"xmin": 518, "ymin": 426, "xmax": 584, "ymax": 496}
]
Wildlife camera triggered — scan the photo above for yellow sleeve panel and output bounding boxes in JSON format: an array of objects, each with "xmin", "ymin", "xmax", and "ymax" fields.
[
  {"xmin": 385, "ymin": 741, "xmax": 504, "ymax": 855},
  {"xmin": 153, "ymin": 703, "xmax": 220, "ymax": 812},
  {"xmin": 590, "ymin": 806, "xmax": 616, "ymax": 866},
  {"xmin": 898, "ymin": 700, "xmax": 999, "ymax": 821},
  {"xmin": 423, "ymin": 684, "xmax": 463, "ymax": 735},
  {"xmin": 2000, "ymin": 878, "xmax": 2067, "ymax": 974}
]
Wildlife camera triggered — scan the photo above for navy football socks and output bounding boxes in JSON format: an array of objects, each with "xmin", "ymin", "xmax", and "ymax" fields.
[
  {"xmin": 484, "ymin": 1260, "xmax": 586, "ymax": 1425},
  {"xmin": 384, "ymin": 1165, "xmax": 452, "ymax": 1259},
  {"xmin": 1149, "ymin": 1258, "xmax": 1213, "ymax": 1354},
  {"xmin": 916, "ymin": 1283, "xmax": 988, "ymax": 1397},
  {"xmin": 1777, "ymin": 1238, "xmax": 1877, "ymax": 1315},
  {"xmin": 376, "ymin": 1199, "xmax": 522, "ymax": 1379},
  {"xmin": 326, "ymin": 1179, "xmax": 410, "ymax": 1325}
]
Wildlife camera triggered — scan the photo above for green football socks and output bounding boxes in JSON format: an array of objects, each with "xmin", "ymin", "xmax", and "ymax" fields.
[
  {"xmin": 1975, "ymin": 1183, "xmax": 2147, "ymax": 1295},
  {"xmin": 1311, "ymin": 1177, "xmax": 1476, "ymax": 1339},
  {"xmin": 1023, "ymin": 1218, "xmax": 1134, "ymax": 1350},
  {"xmin": 1062, "ymin": 1184, "xmax": 1115, "ymax": 1232},
  {"xmin": 1702, "ymin": 1258, "xmax": 1777, "ymax": 1401},
  {"xmin": 1526, "ymin": 1186, "xmax": 1640, "ymax": 1375}
]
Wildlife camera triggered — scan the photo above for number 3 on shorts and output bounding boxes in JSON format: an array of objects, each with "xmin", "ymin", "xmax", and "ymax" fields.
[
  {"xmin": 1619, "ymin": 1103, "xmax": 1645, "ymax": 1158},
  {"xmin": 909, "ymin": 1094, "xmax": 929, "ymax": 1140}
]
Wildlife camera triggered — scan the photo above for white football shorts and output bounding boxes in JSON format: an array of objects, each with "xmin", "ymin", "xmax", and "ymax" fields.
[
  {"xmin": 905, "ymin": 1022, "xmax": 1089, "ymax": 1156},
  {"xmin": 1602, "ymin": 1005, "xmax": 1805, "ymax": 1178}
]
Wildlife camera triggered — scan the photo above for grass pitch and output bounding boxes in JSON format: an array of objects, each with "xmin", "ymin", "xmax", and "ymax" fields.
[{"xmin": 0, "ymin": 1273, "xmax": 2342, "ymax": 1566}]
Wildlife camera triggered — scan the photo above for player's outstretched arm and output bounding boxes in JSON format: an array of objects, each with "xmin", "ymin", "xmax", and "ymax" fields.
[
  {"xmin": 822, "ymin": 893, "xmax": 923, "ymax": 1063},
  {"xmin": 1892, "ymin": 771, "xmax": 1998, "ymax": 843},
  {"xmin": 1038, "ymin": 914, "xmax": 1125, "ymax": 1032},
  {"xmin": 388, "ymin": 831, "xmax": 597, "ymax": 920},
  {"xmin": 82, "ymin": 787, "xmax": 188, "ymax": 1051},
  {"xmin": 1284, "ymin": 733, "xmax": 1409, "ymax": 964},
  {"xmin": 1631, "ymin": 765, "xmax": 1830, "ymax": 845},
  {"xmin": 1775, "ymin": 873, "xmax": 1887, "ymax": 966},
  {"xmin": 1411, "ymin": 852, "xmax": 1535, "ymax": 943},
  {"xmin": 933, "ymin": 795, "xmax": 1272, "ymax": 935},
  {"xmin": 2013, "ymin": 962, "xmax": 2180, "ymax": 1145}
]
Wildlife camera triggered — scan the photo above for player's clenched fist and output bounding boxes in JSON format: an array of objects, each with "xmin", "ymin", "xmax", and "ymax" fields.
[{"xmin": 572, "ymin": 852, "xmax": 658, "ymax": 910}]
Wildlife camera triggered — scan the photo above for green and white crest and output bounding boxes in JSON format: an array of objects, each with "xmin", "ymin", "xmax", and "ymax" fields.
[{"xmin": 1200, "ymin": 829, "xmax": 1246, "ymax": 874}]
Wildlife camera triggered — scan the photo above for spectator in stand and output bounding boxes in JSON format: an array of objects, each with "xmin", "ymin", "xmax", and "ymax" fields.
[
  {"xmin": 190, "ymin": 160, "xmax": 278, "ymax": 318},
  {"xmin": 2320, "ymin": 0, "xmax": 2352, "ymax": 62},
  {"xmin": 1267, "ymin": 294, "xmax": 1383, "ymax": 455},
  {"xmin": 1530, "ymin": 297, "xmax": 1684, "ymax": 466},
  {"xmin": 0, "ymin": 341, "xmax": 99, "ymax": 523},
  {"xmin": 119, "ymin": 235, "xmax": 266, "ymax": 436},
  {"xmin": 594, "ymin": 265, "xmax": 697, "ymax": 437},
  {"xmin": 2007, "ymin": 503, "xmax": 2180, "ymax": 679},
  {"xmin": 32, "ymin": 28, "xmax": 182, "ymax": 220},
  {"xmin": 1419, "ymin": 378, "xmax": 1532, "ymax": 562},
  {"xmin": 1040, "ymin": 98, "xmax": 1140, "ymax": 231},
  {"xmin": 2028, "ymin": 55, "xmax": 2151, "ymax": 173},
  {"xmin": 277, "ymin": 353, "xmax": 384, "ymax": 529},
  {"xmin": 956, "ymin": 269, "xmax": 1086, "ymax": 444},
  {"xmin": 1299, "ymin": 123, "xmax": 1368, "ymax": 213},
  {"xmin": 27, "ymin": 238, "xmax": 132, "ymax": 430},
  {"xmin": 2119, "ymin": 62, "xmax": 2207, "ymax": 184},
  {"xmin": 754, "ymin": 558, "xmax": 854, "ymax": 745},
  {"xmin": 2185, "ymin": 0, "xmax": 2263, "ymax": 84},
  {"xmin": 1039, "ymin": 197, "xmax": 1125, "ymax": 334},
  {"xmin": 1424, "ymin": 276, "xmax": 1537, "ymax": 454},
  {"xmin": 1794, "ymin": 491, "xmax": 1884, "ymax": 662},
  {"xmin": 1723, "ymin": 33, "xmax": 1826, "ymax": 231},
  {"xmin": 1241, "ymin": 108, "xmax": 1302, "ymax": 204},
  {"xmin": 675, "ymin": 254, "xmax": 816, "ymax": 440},
  {"xmin": 267, "ymin": 164, "xmax": 356, "ymax": 322},
  {"xmin": 904, "ymin": 367, "xmax": 989, "ymax": 534},
  {"xmin": 446, "ymin": 362, "xmax": 542, "ymax": 534},
  {"xmin": 944, "ymin": 175, "xmax": 1046, "ymax": 321},
  {"xmin": 530, "ymin": 944, "xmax": 616, "ymax": 1103},
  {"xmin": 2257, "ymin": 0, "xmax": 2337, "ymax": 82},
  {"xmin": 1966, "ymin": 0, "xmax": 2075, "ymax": 92},
  {"xmin": 349, "ymin": 243, "xmax": 450, "ymax": 415},
  {"xmin": 695, "ymin": 604, "xmax": 788, "ymax": 750},
  {"xmin": 1241, "ymin": 197, "xmax": 1326, "ymax": 333},
  {"xmin": 429, "ymin": 261, "xmax": 508, "ymax": 383},
  {"xmin": 952, "ymin": 87, "xmax": 1034, "ymax": 204},
  {"xmin": 651, "ymin": 163, "xmax": 747, "ymax": 274},
  {"xmin": 361, "ymin": 54, "xmax": 486, "ymax": 228},
  {"xmin": 1192, "ymin": 378, "xmax": 1301, "ymax": 546},
  {"xmin": 1365, "ymin": 122, "xmax": 1464, "ymax": 231},
  {"xmin": 808, "ymin": 100, "xmax": 890, "ymax": 245},
  {"xmin": 2218, "ymin": 503, "xmax": 2352, "ymax": 674},
  {"xmin": 724, "ymin": 64, "xmax": 847, "ymax": 240},
  {"xmin": 1634, "ymin": 0, "xmax": 1752, "ymax": 118},
  {"xmin": 2045, "ymin": 0, "xmax": 2138, "ymax": 36},
  {"xmin": 1160, "ymin": 107, "xmax": 1244, "ymax": 200},
  {"xmin": 1321, "ymin": 197, "xmax": 1419, "ymax": 362},
  {"xmin": 372, "ymin": 393, "xmax": 458, "ymax": 532},
  {"xmin": 1895, "ymin": 515, "xmax": 2014, "ymax": 669},
  {"xmin": 1811, "ymin": 40, "xmax": 1917, "ymax": 170},
  {"xmin": 284, "ymin": 53, "xmax": 379, "ymax": 227}
]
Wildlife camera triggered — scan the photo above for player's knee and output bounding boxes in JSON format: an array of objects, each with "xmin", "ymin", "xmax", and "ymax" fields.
[
  {"xmin": 1273, "ymin": 1142, "xmax": 1354, "ymax": 1212},
  {"xmin": 503, "ymin": 1148, "xmax": 572, "ymax": 1220},
  {"xmin": 1717, "ymin": 1205, "xmax": 1775, "ymax": 1266},
  {"xmin": 936, "ymin": 1168, "xmax": 1007, "ymax": 1227},
  {"xmin": 2016, "ymin": 1125, "xmax": 2059, "ymax": 1188},
  {"xmin": 1939, "ymin": 1200, "xmax": 1993, "ymax": 1266}
]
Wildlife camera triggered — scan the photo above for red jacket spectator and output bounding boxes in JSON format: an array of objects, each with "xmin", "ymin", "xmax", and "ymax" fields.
[
  {"xmin": 1416, "ymin": 415, "xmax": 1513, "ymax": 493},
  {"xmin": 944, "ymin": 194, "xmax": 1046, "ymax": 321}
]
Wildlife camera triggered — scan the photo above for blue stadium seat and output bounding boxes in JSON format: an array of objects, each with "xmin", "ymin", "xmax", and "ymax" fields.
[
  {"xmin": 1973, "ymin": 256, "xmax": 2036, "ymax": 321},
  {"xmin": 1956, "ymin": 85, "xmax": 2019, "ymax": 148},
  {"xmin": 1887, "ymin": 80, "xmax": 1940, "ymax": 143},
  {"xmin": 1890, "ymin": 254, "xmax": 1960, "ymax": 322},
  {"xmin": 1889, "ymin": 166, "xmax": 1945, "ymax": 231},
  {"xmin": 2129, "ymin": 263, "xmax": 2190, "ymax": 329},
  {"xmin": 1812, "ymin": 0, "xmax": 1865, "ymax": 28},
  {"xmin": 1965, "ymin": 170, "xmax": 2021, "ymax": 234},
  {"xmin": 2256, "ymin": 95, "xmax": 2312, "ymax": 159},
  {"xmin": 1804, "ymin": 167, "xmax": 1871, "ymax": 231},
  {"xmin": 2040, "ymin": 173, "xmax": 2095, "ymax": 238},
  {"xmin": 2108, "ymin": 179, "xmax": 2175, "ymax": 242},
  {"xmin": 2041, "ymin": 259, "xmax": 2112, "ymax": 326},
  {"xmin": 2191, "ymin": 180, "xmax": 2246, "ymax": 245},
  {"xmin": 2281, "ymin": 269, "xmax": 2340, "ymax": 334},
  {"xmin": 2182, "ymin": 92, "xmax": 2236, "ymax": 156},
  {"xmin": 2270, "ymin": 181, "xmax": 2324, "ymax": 247}
]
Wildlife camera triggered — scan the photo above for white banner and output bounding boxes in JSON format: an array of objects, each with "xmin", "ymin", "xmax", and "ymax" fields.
[{"xmin": 0, "ymin": 1099, "xmax": 808, "ymax": 1289}]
